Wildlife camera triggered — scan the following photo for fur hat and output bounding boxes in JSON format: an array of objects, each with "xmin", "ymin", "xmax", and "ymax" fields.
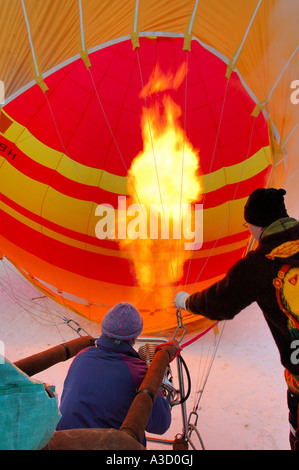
[
  {"xmin": 101, "ymin": 302, "xmax": 143, "ymax": 340},
  {"xmin": 244, "ymin": 188, "xmax": 288, "ymax": 227}
]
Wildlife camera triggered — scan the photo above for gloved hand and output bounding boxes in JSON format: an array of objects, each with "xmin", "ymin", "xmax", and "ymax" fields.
[{"xmin": 175, "ymin": 291, "xmax": 190, "ymax": 310}]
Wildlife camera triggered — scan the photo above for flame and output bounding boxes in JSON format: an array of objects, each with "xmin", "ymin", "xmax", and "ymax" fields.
[
  {"xmin": 121, "ymin": 63, "xmax": 202, "ymax": 301},
  {"xmin": 141, "ymin": 62, "xmax": 186, "ymax": 98}
]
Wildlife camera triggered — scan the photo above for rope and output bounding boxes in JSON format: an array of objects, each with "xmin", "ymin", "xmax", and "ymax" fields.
[
  {"xmin": 175, "ymin": 51, "xmax": 189, "ymax": 294},
  {"xmin": 31, "ymin": 57, "xmax": 176, "ymax": 306},
  {"xmin": 0, "ymin": 257, "xmax": 95, "ymax": 340},
  {"xmin": 171, "ymin": 321, "xmax": 218, "ymax": 362},
  {"xmin": 89, "ymin": 60, "xmax": 176, "ymax": 303},
  {"xmin": 183, "ymin": 78, "xmax": 230, "ymax": 291},
  {"xmin": 189, "ymin": 115, "xmax": 257, "ymax": 294},
  {"xmin": 191, "ymin": 321, "xmax": 226, "ymax": 412}
]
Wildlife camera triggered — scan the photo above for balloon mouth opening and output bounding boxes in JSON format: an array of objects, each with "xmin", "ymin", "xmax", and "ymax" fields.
[{"xmin": 0, "ymin": 36, "xmax": 271, "ymax": 333}]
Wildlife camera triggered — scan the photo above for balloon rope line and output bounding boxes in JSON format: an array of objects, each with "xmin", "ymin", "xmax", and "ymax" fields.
[
  {"xmin": 1, "ymin": 257, "xmax": 92, "ymax": 337},
  {"xmin": 1, "ymin": 258, "xmax": 92, "ymax": 337},
  {"xmin": 1, "ymin": 258, "xmax": 95, "ymax": 339},
  {"xmin": 0, "ymin": 263, "xmax": 54, "ymax": 319},
  {"xmin": 87, "ymin": 69, "xmax": 129, "ymax": 181},
  {"xmin": 43, "ymin": 77, "xmax": 174, "ymax": 306},
  {"xmin": 45, "ymin": 66, "xmax": 173, "ymax": 304},
  {"xmin": 201, "ymin": 80, "xmax": 230, "ymax": 217},
  {"xmin": 188, "ymin": 116, "xmax": 256, "ymax": 294},
  {"xmin": 283, "ymin": 119, "xmax": 299, "ymax": 149},
  {"xmin": 183, "ymin": 78, "xmax": 230, "ymax": 291},
  {"xmin": 37, "ymin": 93, "xmax": 97, "ymax": 331},
  {"xmin": 192, "ymin": 321, "xmax": 226, "ymax": 412},
  {"xmin": 0, "ymin": 259, "xmax": 68, "ymax": 331},
  {"xmin": 43, "ymin": 91, "xmax": 100, "ymax": 332},
  {"xmin": 88, "ymin": 66, "xmax": 175, "ymax": 303},
  {"xmin": 193, "ymin": 327, "xmax": 215, "ymax": 409},
  {"xmin": 44, "ymin": 92, "xmax": 99, "ymax": 202},
  {"xmin": 42, "ymin": 60, "xmax": 175, "ymax": 306},
  {"xmin": 21, "ymin": 0, "xmax": 39, "ymax": 77},
  {"xmin": 136, "ymin": 49, "xmax": 177, "ymax": 289},
  {"xmin": 175, "ymin": 51, "xmax": 189, "ymax": 295}
]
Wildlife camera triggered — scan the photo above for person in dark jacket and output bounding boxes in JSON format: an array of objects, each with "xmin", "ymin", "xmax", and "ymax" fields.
[
  {"xmin": 56, "ymin": 302, "xmax": 171, "ymax": 447},
  {"xmin": 175, "ymin": 188, "xmax": 299, "ymax": 450}
]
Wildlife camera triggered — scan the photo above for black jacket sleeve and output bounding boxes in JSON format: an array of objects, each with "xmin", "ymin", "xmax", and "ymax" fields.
[{"xmin": 186, "ymin": 252, "xmax": 263, "ymax": 321}]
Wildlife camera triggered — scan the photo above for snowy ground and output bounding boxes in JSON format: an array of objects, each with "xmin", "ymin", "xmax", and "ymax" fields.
[{"xmin": 0, "ymin": 258, "xmax": 290, "ymax": 451}]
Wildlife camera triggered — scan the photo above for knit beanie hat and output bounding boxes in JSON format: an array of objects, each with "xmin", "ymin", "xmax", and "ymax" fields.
[
  {"xmin": 101, "ymin": 302, "xmax": 143, "ymax": 340},
  {"xmin": 244, "ymin": 188, "xmax": 288, "ymax": 227}
]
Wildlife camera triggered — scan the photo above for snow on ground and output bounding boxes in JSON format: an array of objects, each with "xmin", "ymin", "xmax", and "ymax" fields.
[{"xmin": 0, "ymin": 259, "xmax": 290, "ymax": 450}]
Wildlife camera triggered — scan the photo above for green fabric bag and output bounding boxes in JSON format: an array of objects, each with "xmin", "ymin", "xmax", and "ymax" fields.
[{"xmin": 0, "ymin": 354, "xmax": 61, "ymax": 450}]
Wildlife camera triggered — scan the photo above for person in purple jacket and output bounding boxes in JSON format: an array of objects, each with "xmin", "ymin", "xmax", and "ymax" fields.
[{"xmin": 56, "ymin": 302, "xmax": 171, "ymax": 447}]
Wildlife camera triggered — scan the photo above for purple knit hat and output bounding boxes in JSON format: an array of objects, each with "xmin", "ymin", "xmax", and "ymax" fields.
[{"xmin": 101, "ymin": 302, "xmax": 143, "ymax": 340}]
